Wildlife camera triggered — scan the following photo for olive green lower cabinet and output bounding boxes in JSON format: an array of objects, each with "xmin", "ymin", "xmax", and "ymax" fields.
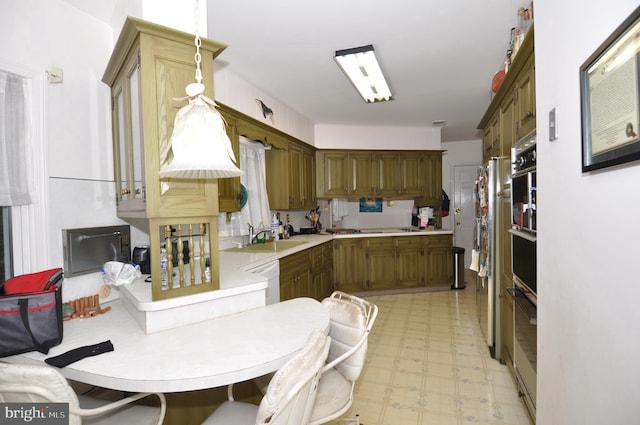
[
  {"xmin": 333, "ymin": 235, "xmax": 453, "ymax": 294},
  {"xmin": 423, "ymin": 235, "xmax": 454, "ymax": 286},
  {"xmin": 279, "ymin": 241, "xmax": 333, "ymax": 301},
  {"xmin": 311, "ymin": 241, "xmax": 334, "ymax": 300},
  {"xmin": 332, "ymin": 238, "xmax": 366, "ymax": 293}
]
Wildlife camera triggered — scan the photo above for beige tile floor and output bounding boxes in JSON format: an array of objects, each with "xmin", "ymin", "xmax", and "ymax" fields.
[{"xmin": 328, "ymin": 281, "xmax": 533, "ymax": 425}]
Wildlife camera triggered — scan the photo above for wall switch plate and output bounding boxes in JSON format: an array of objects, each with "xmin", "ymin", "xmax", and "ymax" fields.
[
  {"xmin": 47, "ymin": 67, "xmax": 63, "ymax": 84},
  {"xmin": 549, "ymin": 107, "xmax": 558, "ymax": 141}
]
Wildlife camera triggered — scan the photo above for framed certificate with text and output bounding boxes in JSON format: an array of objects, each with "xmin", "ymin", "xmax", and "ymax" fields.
[{"xmin": 580, "ymin": 5, "xmax": 640, "ymax": 172}]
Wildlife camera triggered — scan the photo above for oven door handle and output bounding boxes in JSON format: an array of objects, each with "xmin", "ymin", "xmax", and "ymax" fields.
[{"xmin": 507, "ymin": 287, "xmax": 537, "ymax": 325}]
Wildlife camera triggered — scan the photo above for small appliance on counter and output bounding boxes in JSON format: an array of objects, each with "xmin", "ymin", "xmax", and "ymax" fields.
[
  {"xmin": 302, "ymin": 206, "xmax": 322, "ymax": 233},
  {"xmin": 133, "ymin": 246, "xmax": 151, "ymax": 274},
  {"xmin": 299, "ymin": 227, "xmax": 319, "ymax": 234},
  {"xmin": 411, "ymin": 206, "xmax": 435, "ymax": 228}
]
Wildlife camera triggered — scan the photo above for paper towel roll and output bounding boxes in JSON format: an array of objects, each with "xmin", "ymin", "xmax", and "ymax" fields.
[{"xmin": 469, "ymin": 249, "xmax": 480, "ymax": 272}]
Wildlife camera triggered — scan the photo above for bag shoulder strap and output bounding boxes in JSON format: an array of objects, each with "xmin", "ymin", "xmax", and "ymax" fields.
[{"xmin": 18, "ymin": 298, "xmax": 50, "ymax": 354}]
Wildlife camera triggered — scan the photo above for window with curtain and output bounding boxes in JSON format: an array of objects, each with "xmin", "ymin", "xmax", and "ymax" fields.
[
  {"xmin": 0, "ymin": 69, "xmax": 34, "ymax": 283},
  {"xmin": 239, "ymin": 137, "xmax": 271, "ymax": 233},
  {"xmin": 0, "ymin": 71, "xmax": 32, "ymax": 206},
  {"xmin": 0, "ymin": 207, "xmax": 10, "ymax": 284}
]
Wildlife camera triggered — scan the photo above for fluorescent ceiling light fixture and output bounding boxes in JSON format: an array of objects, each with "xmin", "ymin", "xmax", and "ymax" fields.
[{"xmin": 334, "ymin": 45, "xmax": 393, "ymax": 103}]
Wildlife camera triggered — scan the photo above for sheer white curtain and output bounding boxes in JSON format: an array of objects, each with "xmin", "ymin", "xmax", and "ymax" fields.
[
  {"xmin": 239, "ymin": 136, "xmax": 271, "ymax": 234},
  {"xmin": 0, "ymin": 70, "xmax": 32, "ymax": 206}
]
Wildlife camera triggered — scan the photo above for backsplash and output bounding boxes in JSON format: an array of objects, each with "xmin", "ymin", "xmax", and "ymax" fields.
[
  {"xmin": 217, "ymin": 198, "xmax": 419, "ymax": 250},
  {"xmin": 331, "ymin": 199, "xmax": 416, "ymax": 229}
]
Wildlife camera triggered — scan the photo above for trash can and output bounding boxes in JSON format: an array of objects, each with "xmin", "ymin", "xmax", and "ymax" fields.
[{"xmin": 452, "ymin": 246, "xmax": 466, "ymax": 290}]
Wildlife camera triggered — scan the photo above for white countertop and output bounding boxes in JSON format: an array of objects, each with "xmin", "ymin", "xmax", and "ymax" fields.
[
  {"xmin": 329, "ymin": 228, "xmax": 453, "ymax": 238},
  {"xmin": 219, "ymin": 234, "xmax": 334, "ymax": 272},
  {"xmin": 218, "ymin": 229, "xmax": 452, "ymax": 272},
  {"xmin": 6, "ymin": 229, "xmax": 450, "ymax": 393},
  {"xmin": 6, "ymin": 297, "xmax": 329, "ymax": 393}
]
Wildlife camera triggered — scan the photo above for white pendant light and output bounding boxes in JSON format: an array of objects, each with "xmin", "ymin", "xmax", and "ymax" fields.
[{"xmin": 159, "ymin": 1, "xmax": 243, "ymax": 180}]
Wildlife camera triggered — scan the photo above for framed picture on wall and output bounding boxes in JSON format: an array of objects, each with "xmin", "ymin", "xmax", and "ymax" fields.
[{"xmin": 580, "ymin": 5, "xmax": 640, "ymax": 172}]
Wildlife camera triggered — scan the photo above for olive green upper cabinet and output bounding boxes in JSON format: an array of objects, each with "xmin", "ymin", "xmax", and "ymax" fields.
[
  {"xmin": 514, "ymin": 53, "xmax": 536, "ymax": 139},
  {"xmin": 316, "ymin": 151, "xmax": 351, "ymax": 197},
  {"xmin": 399, "ymin": 152, "xmax": 424, "ymax": 197},
  {"xmin": 287, "ymin": 143, "xmax": 303, "ymax": 209},
  {"xmin": 345, "ymin": 152, "xmax": 398, "ymax": 197},
  {"xmin": 372, "ymin": 153, "xmax": 399, "ymax": 196},
  {"xmin": 482, "ymin": 114, "xmax": 501, "ymax": 161},
  {"xmin": 421, "ymin": 152, "xmax": 443, "ymax": 206},
  {"xmin": 215, "ymin": 102, "xmax": 315, "ymax": 212},
  {"xmin": 266, "ymin": 140, "xmax": 316, "ymax": 211},
  {"xmin": 103, "ymin": 17, "xmax": 227, "ymax": 219},
  {"xmin": 316, "ymin": 150, "xmax": 441, "ymax": 202},
  {"xmin": 216, "ymin": 106, "xmax": 242, "ymax": 212},
  {"xmin": 350, "ymin": 152, "xmax": 374, "ymax": 196},
  {"xmin": 300, "ymin": 145, "xmax": 316, "ymax": 209},
  {"xmin": 478, "ymin": 25, "xmax": 535, "ymax": 161}
]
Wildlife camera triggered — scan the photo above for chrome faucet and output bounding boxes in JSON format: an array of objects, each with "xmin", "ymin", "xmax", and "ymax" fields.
[
  {"xmin": 248, "ymin": 223, "xmax": 271, "ymax": 244},
  {"xmin": 252, "ymin": 230, "xmax": 272, "ymax": 244},
  {"xmin": 248, "ymin": 223, "xmax": 254, "ymax": 244}
]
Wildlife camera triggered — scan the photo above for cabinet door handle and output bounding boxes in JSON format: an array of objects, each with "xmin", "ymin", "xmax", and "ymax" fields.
[{"xmin": 121, "ymin": 188, "xmax": 131, "ymax": 195}]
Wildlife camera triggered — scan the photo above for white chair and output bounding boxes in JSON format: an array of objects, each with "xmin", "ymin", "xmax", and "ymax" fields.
[
  {"xmin": 309, "ymin": 291, "xmax": 378, "ymax": 425},
  {"xmin": 0, "ymin": 362, "xmax": 166, "ymax": 425},
  {"xmin": 253, "ymin": 291, "xmax": 378, "ymax": 425},
  {"xmin": 203, "ymin": 329, "xmax": 331, "ymax": 425}
]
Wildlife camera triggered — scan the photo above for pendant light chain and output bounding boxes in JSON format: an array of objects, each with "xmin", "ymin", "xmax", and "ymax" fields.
[
  {"xmin": 159, "ymin": 0, "xmax": 244, "ymax": 179},
  {"xmin": 193, "ymin": 0, "xmax": 203, "ymax": 84}
]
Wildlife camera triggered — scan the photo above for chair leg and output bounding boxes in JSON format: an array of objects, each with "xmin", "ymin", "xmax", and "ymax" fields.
[{"xmin": 334, "ymin": 414, "xmax": 361, "ymax": 424}]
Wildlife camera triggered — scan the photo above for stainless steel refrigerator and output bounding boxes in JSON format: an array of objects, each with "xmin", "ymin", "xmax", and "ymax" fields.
[{"xmin": 473, "ymin": 158, "xmax": 502, "ymax": 358}]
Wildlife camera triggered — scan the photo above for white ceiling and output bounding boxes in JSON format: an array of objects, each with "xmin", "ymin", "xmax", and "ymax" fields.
[{"xmin": 64, "ymin": 0, "xmax": 530, "ymax": 142}]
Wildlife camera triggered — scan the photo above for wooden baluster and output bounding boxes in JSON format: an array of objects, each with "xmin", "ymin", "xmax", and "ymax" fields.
[
  {"xmin": 188, "ymin": 224, "xmax": 195, "ymax": 286},
  {"xmin": 200, "ymin": 223, "xmax": 206, "ymax": 284},
  {"xmin": 176, "ymin": 225, "xmax": 185, "ymax": 288},
  {"xmin": 164, "ymin": 225, "xmax": 173, "ymax": 290}
]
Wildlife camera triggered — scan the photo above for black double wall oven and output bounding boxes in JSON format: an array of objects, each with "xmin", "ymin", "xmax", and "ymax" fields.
[{"xmin": 509, "ymin": 130, "xmax": 537, "ymax": 419}]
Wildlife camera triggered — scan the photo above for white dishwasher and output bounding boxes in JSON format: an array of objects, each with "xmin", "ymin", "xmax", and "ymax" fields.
[{"xmin": 246, "ymin": 260, "xmax": 280, "ymax": 304}]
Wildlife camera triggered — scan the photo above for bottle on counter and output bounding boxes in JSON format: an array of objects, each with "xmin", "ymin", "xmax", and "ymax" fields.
[
  {"xmin": 271, "ymin": 214, "xmax": 279, "ymax": 240},
  {"xmin": 204, "ymin": 258, "xmax": 211, "ymax": 283},
  {"xmin": 160, "ymin": 247, "xmax": 168, "ymax": 290},
  {"xmin": 277, "ymin": 212, "xmax": 284, "ymax": 240}
]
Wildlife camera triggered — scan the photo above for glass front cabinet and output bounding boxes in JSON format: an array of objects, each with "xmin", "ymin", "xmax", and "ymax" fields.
[
  {"xmin": 102, "ymin": 17, "xmax": 227, "ymax": 220},
  {"xmin": 102, "ymin": 17, "xmax": 227, "ymax": 300}
]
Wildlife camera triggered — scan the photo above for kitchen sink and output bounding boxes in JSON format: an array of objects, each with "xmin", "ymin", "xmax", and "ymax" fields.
[{"xmin": 226, "ymin": 240, "xmax": 308, "ymax": 253}]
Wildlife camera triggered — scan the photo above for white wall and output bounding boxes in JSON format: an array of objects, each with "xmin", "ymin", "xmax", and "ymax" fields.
[
  {"xmin": 0, "ymin": 0, "xmax": 141, "ymax": 301},
  {"xmin": 315, "ymin": 123, "xmax": 441, "ymax": 150},
  {"xmin": 535, "ymin": 1, "xmax": 640, "ymax": 423},
  {"xmin": 214, "ymin": 66, "xmax": 316, "ymax": 144},
  {"xmin": 440, "ymin": 139, "xmax": 483, "ymax": 230}
]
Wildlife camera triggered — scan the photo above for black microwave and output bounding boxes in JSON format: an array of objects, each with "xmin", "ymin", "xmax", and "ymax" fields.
[
  {"xmin": 511, "ymin": 131, "xmax": 536, "ymax": 233},
  {"xmin": 512, "ymin": 170, "xmax": 536, "ymax": 232}
]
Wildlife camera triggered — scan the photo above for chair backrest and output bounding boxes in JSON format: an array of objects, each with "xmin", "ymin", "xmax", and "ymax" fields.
[
  {"xmin": 256, "ymin": 329, "xmax": 331, "ymax": 425},
  {"xmin": 0, "ymin": 362, "xmax": 82, "ymax": 425},
  {"xmin": 322, "ymin": 291, "xmax": 378, "ymax": 382}
]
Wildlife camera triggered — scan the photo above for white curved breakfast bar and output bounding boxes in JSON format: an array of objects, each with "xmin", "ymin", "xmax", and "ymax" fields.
[{"xmin": 5, "ymin": 297, "xmax": 329, "ymax": 393}]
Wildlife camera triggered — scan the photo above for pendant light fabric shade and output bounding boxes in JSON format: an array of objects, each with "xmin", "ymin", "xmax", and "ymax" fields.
[{"xmin": 159, "ymin": 84, "xmax": 243, "ymax": 179}]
